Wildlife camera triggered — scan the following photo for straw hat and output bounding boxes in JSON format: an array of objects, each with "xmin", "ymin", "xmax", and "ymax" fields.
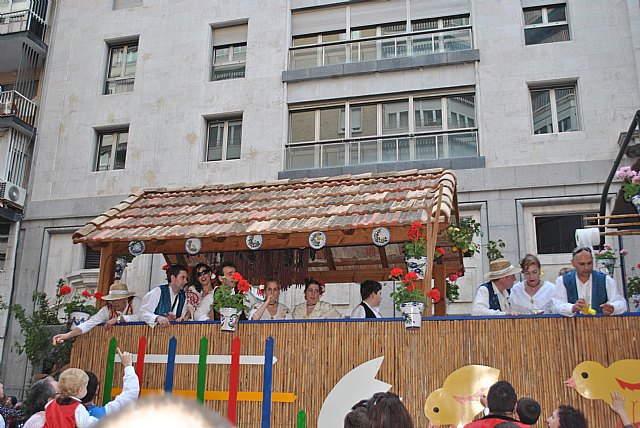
[
  {"xmin": 101, "ymin": 282, "xmax": 136, "ymax": 301},
  {"xmin": 484, "ymin": 258, "xmax": 521, "ymax": 281}
]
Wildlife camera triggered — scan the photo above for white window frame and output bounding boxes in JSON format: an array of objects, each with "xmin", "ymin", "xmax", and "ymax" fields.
[
  {"xmin": 104, "ymin": 41, "xmax": 138, "ymax": 95},
  {"xmin": 211, "ymin": 43, "xmax": 247, "ymax": 81},
  {"xmin": 523, "ymin": 4, "xmax": 569, "ymax": 45},
  {"xmin": 530, "ymin": 85, "xmax": 579, "ymax": 134},
  {"xmin": 205, "ymin": 118, "xmax": 242, "ymax": 161},
  {"xmin": 95, "ymin": 128, "xmax": 128, "ymax": 172}
]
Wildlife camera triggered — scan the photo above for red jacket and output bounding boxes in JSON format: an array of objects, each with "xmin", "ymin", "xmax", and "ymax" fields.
[
  {"xmin": 464, "ymin": 415, "xmax": 529, "ymax": 428},
  {"xmin": 43, "ymin": 398, "xmax": 81, "ymax": 428}
]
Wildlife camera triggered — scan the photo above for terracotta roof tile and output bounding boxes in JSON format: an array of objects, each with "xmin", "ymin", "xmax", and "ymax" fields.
[{"xmin": 73, "ymin": 169, "xmax": 457, "ymax": 244}]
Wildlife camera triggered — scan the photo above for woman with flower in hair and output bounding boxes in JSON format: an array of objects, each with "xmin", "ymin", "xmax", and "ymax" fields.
[{"xmin": 292, "ymin": 278, "xmax": 342, "ymax": 319}]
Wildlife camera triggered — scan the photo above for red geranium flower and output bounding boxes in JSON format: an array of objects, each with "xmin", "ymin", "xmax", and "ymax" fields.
[
  {"xmin": 81, "ymin": 290, "xmax": 92, "ymax": 298},
  {"xmin": 390, "ymin": 267, "xmax": 403, "ymax": 277},
  {"xmin": 59, "ymin": 285, "xmax": 72, "ymax": 296},
  {"xmin": 427, "ymin": 288, "xmax": 441, "ymax": 303},
  {"xmin": 436, "ymin": 247, "xmax": 445, "ymax": 256},
  {"xmin": 411, "ymin": 221, "xmax": 423, "ymax": 229},
  {"xmin": 448, "ymin": 273, "xmax": 458, "ymax": 282},
  {"xmin": 161, "ymin": 264, "xmax": 170, "ymax": 271},
  {"xmin": 404, "ymin": 272, "xmax": 419, "ymax": 282},
  {"xmin": 406, "ymin": 282, "xmax": 416, "ymax": 291},
  {"xmin": 93, "ymin": 292, "xmax": 103, "ymax": 301},
  {"xmin": 231, "ymin": 272, "xmax": 243, "ymax": 281},
  {"xmin": 237, "ymin": 279, "xmax": 250, "ymax": 293},
  {"xmin": 637, "ymin": 263, "xmax": 640, "ymax": 269}
]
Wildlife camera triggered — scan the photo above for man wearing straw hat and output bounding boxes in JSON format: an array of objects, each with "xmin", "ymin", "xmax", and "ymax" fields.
[
  {"xmin": 471, "ymin": 259, "xmax": 521, "ymax": 316},
  {"xmin": 52, "ymin": 283, "xmax": 140, "ymax": 345},
  {"xmin": 551, "ymin": 247, "xmax": 627, "ymax": 316}
]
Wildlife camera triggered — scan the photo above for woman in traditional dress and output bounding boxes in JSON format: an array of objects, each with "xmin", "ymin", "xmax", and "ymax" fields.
[
  {"xmin": 186, "ymin": 263, "xmax": 214, "ymax": 317},
  {"xmin": 510, "ymin": 254, "xmax": 555, "ymax": 314},
  {"xmin": 249, "ymin": 279, "xmax": 291, "ymax": 320},
  {"xmin": 292, "ymin": 277, "xmax": 342, "ymax": 319}
]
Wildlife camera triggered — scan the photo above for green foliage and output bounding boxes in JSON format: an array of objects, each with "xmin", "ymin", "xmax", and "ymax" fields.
[
  {"xmin": 10, "ymin": 291, "xmax": 73, "ymax": 373},
  {"xmin": 627, "ymin": 265, "xmax": 640, "ymax": 295},
  {"xmin": 389, "ymin": 271, "xmax": 426, "ymax": 310},
  {"xmin": 212, "ymin": 287, "xmax": 249, "ymax": 313},
  {"xmin": 486, "ymin": 239, "xmax": 506, "ymax": 262},
  {"xmin": 446, "ymin": 278, "xmax": 460, "ymax": 302},
  {"xmin": 446, "ymin": 218, "xmax": 483, "ymax": 255}
]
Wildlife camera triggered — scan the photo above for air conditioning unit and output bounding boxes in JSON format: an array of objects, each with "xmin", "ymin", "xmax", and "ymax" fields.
[{"xmin": 0, "ymin": 180, "xmax": 26, "ymax": 209}]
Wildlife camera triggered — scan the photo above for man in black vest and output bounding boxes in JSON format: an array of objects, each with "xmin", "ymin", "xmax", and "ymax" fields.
[
  {"xmin": 471, "ymin": 259, "xmax": 521, "ymax": 316},
  {"xmin": 140, "ymin": 264, "xmax": 191, "ymax": 327},
  {"xmin": 350, "ymin": 280, "xmax": 383, "ymax": 318}
]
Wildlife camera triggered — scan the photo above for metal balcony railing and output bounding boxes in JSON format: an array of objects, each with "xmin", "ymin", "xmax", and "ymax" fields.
[
  {"xmin": 0, "ymin": 90, "xmax": 37, "ymax": 127},
  {"xmin": 289, "ymin": 28, "xmax": 473, "ymax": 70},
  {"xmin": 0, "ymin": 3, "xmax": 47, "ymax": 40},
  {"xmin": 285, "ymin": 131, "xmax": 478, "ymax": 171}
]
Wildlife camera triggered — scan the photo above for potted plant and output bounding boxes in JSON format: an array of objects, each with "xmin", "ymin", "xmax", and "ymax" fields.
[
  {"xmin": 446, "ymin": 218, "xmax": 482, "ymax": 256},
  {"xmin": 626, "ymin": 263, "xmax": 640, "ymax": 311},
  {"xmin": 594, "ymin": 244, "xmax": 627, "ymax": 275},
  {"xmin": 62, "ymin": 283, "xmax": 101, "ymax": 327},
  {"xmin": 615, "ymin": 166, "xmax": 640, "ymax": 213},
  {"xmin": 389, "ymin": 268, "xmax": 427, "ymax": 328},
  {"xmin": 404, "ymin": 221, "xmax": 445, "ymax": 279},
  {"xmin": 212, "ymin": 273, "xmax": 250, "ymax": 332}
]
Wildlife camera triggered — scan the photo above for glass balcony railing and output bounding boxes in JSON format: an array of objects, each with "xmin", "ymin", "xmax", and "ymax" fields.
[
  {"xmin": 284, "ymin": 131, "xmax": 478, "ymax": 171},
  {"xmin": 0, "ymin": 90, "xmax": 37, "ymax": 127},
  {"xmin": 289, "ymin": 28, "xmax": 473, "ymax": 70}
]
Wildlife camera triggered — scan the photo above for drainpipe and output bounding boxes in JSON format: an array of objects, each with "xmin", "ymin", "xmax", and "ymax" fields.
[{"xmin": 0, "ymin": 219, "xmax": 21, "ymax": 364}]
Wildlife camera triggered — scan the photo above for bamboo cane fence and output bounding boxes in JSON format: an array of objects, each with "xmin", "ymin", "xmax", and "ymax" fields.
[{"xmin": 70, "ymin": 314, "xmax": 640, "ymax": 428}]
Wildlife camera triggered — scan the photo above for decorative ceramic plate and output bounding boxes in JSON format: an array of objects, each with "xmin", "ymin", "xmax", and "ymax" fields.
[
  {"xmin": 185, "ymin": 237, "xmax": 202, "ymax": 255},
  {"xmin": 308, "ymin": 231, "xmax": 327, "ymax": 250},
  {"xmin": 371, "ymin": 227, "xmax": 391, "ymax": 247},
  {"xmin": 246, "ymin": 234, "xmax": 263, "ymax": 250},
  {"xmin": 128, "ymin": 240, "xmax": 145, "ymax": 256}
]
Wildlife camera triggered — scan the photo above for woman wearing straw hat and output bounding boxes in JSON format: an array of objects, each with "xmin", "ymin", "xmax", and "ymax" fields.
[
  {"xmin": 52, "ymin": 283, "xmax": 140, "ymax": 345},
  {"xmin": 471, "ymin": 258, "xmax": 520, "ymax": 316}
]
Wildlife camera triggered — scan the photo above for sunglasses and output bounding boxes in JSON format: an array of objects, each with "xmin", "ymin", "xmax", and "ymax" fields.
[
  {"xmin": 197, "ymin": 270, "xmax": 211, "ymax": 277},
  {"xmin": 572, "ymin": 247, "xmax": 592, "ymax": 256}
]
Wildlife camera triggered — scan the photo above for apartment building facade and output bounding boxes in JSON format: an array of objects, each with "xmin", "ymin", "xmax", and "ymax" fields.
[{"xmin": 1, "ymin": 0, "xmax": 639, "ymax": 394}]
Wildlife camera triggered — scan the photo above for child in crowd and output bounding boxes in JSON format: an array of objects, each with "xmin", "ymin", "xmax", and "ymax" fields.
[
  {"xmin": 43, "ymin": 368, "xmax": 97, "ymax": 428},
  {"xmin": 516, "ymin": 397, "xmax": 541, "ymax": 426}
]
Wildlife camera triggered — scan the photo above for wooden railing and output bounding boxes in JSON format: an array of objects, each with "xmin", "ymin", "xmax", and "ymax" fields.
[{"xmin": 70, "ymin": 314, "xmax": 640, "ymax": 427}]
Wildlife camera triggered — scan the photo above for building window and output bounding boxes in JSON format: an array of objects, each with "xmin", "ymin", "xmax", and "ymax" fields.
[
  {"xmin": 206, "ymin": 118, "xmax": 242, "ymax": 161},
  {"xmin": 84, "ymin": 246, "xmax": 101, "ymax": 269},
  {"xmin": 535, "ymin": 213, "xmax": 596, "ymax": 254},
  {"xmin": 212, "ymin": 24, "xmax": 248, "ymax": 81},
  {"xmin": 95, "ymin": 128, "xmax": 128, "ymax": 171},
  {"xmin": 524, "ymin": 4, "xmax": 569, "ymax": 45},
  {"xmin": 104, "ymin": 41, "xmax": 138, "ymax": 94},
  {"xmin": 286, "ymin": 92, "xmax": 477, "ymax": 170},
  {"xmin": 530, "ymin": 85, "xmax": 578, "ymax": 134}
]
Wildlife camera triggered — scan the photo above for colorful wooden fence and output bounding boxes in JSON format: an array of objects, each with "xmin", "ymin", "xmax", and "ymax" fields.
[{"xmin": 70, "ymin": 314, "xmax": 640, "ymax": 427}]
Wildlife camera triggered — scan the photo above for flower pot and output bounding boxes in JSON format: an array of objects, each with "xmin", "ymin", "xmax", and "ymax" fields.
[
  {"xmin": 400, "ymin": 302, "xmax": 424, "ymax": 329},
  {"xmin": 405, "ymin": 257, "xmax": 428, "ymax": 279},
  {"xmin": 631, "ymin": 195, "xmax": 640, "ymax": 215},
  {"xmin": 69, "ymin": 311, "xmax": 91, "ymax": 327},
  {"xmin": 596, "ymin": 257, "xmax": 615, "ymax": 275},
  {"xmin": 219, "ymin": 307, "xmax": 239, "ymax": 332}
]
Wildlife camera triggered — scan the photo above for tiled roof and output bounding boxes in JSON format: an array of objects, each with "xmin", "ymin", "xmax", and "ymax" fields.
[{"xmin": 73, "ymin": 168, "xmax": 457, "ymax": 247}]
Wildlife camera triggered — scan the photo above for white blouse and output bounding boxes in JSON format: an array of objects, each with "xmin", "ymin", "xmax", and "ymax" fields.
[{"xmin": 509, "ymin": 280, "xmax": 555, "ymax": 314}]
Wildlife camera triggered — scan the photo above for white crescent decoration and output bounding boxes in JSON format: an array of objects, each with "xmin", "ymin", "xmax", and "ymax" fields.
[{"xmin": 317, "ymin": 356, "xmax": 392, "ymax": 428}]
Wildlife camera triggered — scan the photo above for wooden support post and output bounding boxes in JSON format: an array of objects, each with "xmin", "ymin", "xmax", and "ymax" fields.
[
  {"xmin": 98, "ymin": 243, "xmax": 116, "ymax": 301},
  {"xmin": 422, "ymin": 186, "xmax": 444, "ymax": 298},
  {"xmin": 433, "ymin": 263, "xmax": 446, "ymax": 316}
]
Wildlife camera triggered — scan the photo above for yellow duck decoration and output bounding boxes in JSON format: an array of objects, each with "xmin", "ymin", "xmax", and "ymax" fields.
[
  {"xmin": 566, "ymin": 360, "xmax": 640, "ymax": 425},
  {"xmin": 424, "ymin": 365, "xmax": 500, "ymax": 427}
]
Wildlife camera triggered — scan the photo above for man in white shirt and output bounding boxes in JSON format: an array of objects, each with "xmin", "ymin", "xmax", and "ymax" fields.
[
  {"xmin": 140, "ymin": 264, "xmax": 191, "ymax": 327},
  {"xmin": 350, "ymin": 280, "xmax": 383, "ymax": 318},
  {"xmin": 552, "ymin": 247, "xmax": 627, "ymax": 316},
  {"xmin": 52, "ymin": 283, "xmax": 140, "ymax": 345},
  {"xmin": 471, "ymin": 258, "xmax": 521, "ymax": 316}
]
